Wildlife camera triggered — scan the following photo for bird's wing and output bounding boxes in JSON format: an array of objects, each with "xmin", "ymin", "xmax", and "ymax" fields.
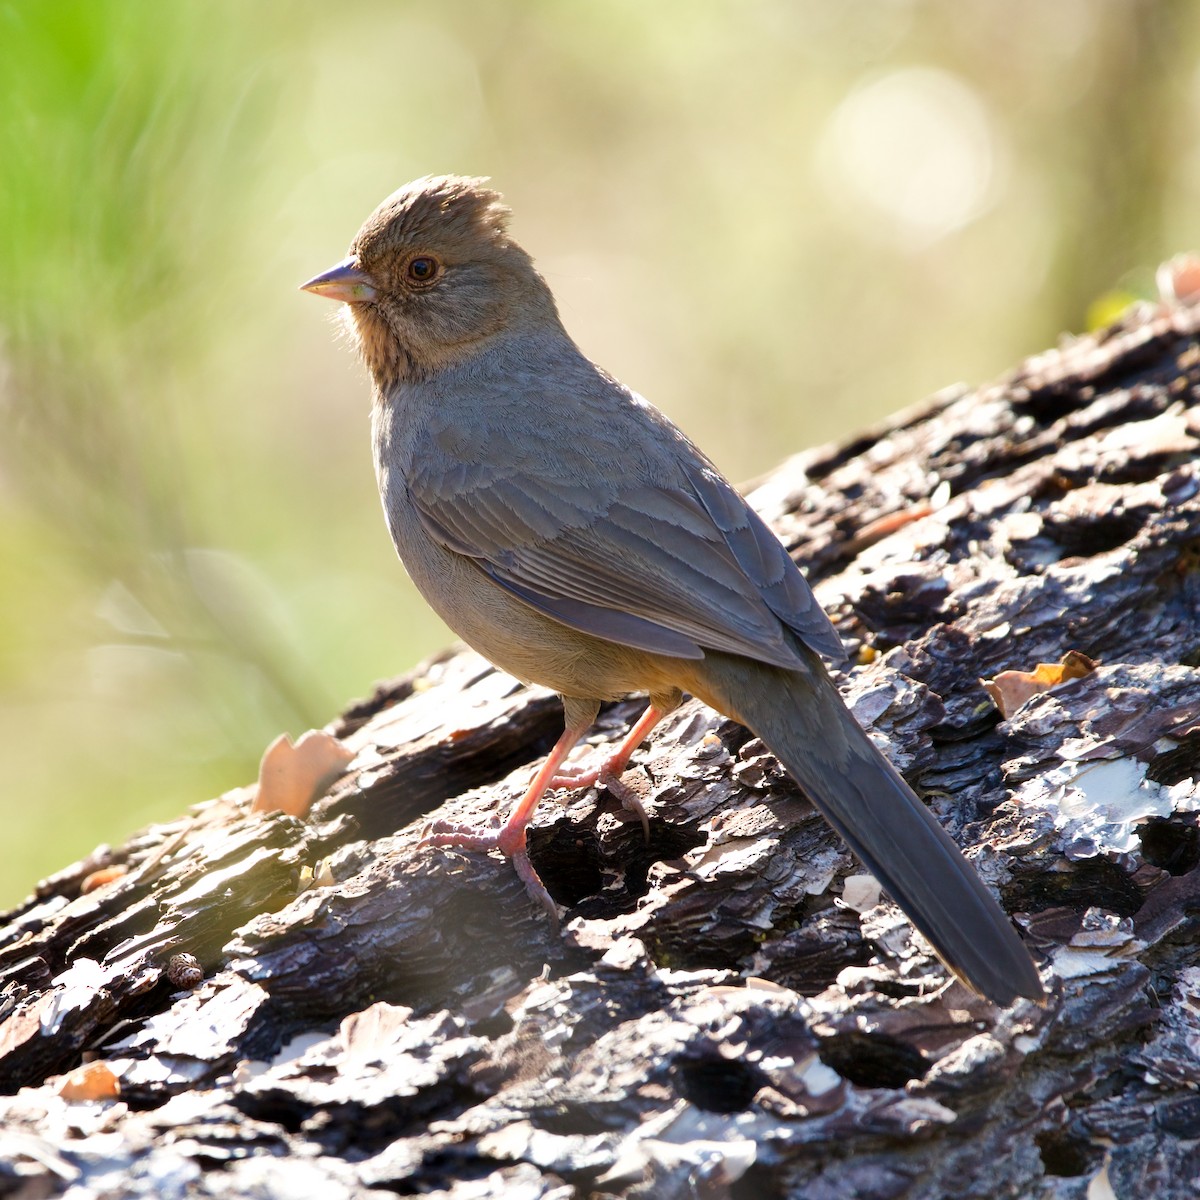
[
  {"xmin": 677, "ymin": 456, "xmax": 846, "ymax": 662},
  {"xmin": 406, "ymin": 420, "xmax": 843, "ymax": 668}
]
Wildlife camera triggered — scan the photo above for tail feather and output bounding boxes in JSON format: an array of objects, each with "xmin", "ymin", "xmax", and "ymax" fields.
[{"xmin": 689, "ymin": 649, "xmax": 1044, "ymax": 1005}]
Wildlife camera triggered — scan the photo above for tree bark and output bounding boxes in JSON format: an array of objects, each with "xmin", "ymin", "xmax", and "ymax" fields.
[{"xmin": 2, "ymin": 298, "xmax": 1200, "ymax": 1199}]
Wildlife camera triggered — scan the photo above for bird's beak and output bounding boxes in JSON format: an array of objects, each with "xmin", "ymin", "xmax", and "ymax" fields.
[{"xmin": 299, "ymin": 256, "xmax": 378, "ymax": 304}]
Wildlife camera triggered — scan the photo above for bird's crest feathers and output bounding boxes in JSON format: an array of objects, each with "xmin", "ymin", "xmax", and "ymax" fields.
[{"xmin": 353, "ymin": 175, "xmax": 511, "ymax": 259}]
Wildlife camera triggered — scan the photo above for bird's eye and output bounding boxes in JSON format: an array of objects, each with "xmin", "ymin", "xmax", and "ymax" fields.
[{"xmin": 406, "ymin": 255, "xmax": 440, "ymax": 285}]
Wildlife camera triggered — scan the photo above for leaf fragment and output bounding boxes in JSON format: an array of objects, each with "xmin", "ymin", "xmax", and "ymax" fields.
[{"xmin": 982, "ymin": 651, "xmax": 1097, "ymax": 719}]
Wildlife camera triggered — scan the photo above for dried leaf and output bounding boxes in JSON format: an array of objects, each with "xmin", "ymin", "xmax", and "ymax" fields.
[
  {"xmin": 842, "ymin": 874, "xmax": 882, "ymax": 913},
  {"xmin": 982, "ymin": 651, "xmax": 1097, "ymax": 719},
  {"xmin": 55, "ymin": 1060, "xmax": 120, "ymax": 1102},
  {"xmin": 846, "ymin": 502, "xmax": 935, "ymax": 555},
  {"xmin": 298, "ymin": 860, "xmax": 337, "ymax": 893},
  {"xmin": 1157, "ymin": 253, "xmax": 1200, "ymax": 306},
  {"xmin": 252, "ymin": 730, "xmax": 355, "ymax": 818},
  {"xmin": 80, "ymin": 865, "xmax": 128, "ymax": 894}
]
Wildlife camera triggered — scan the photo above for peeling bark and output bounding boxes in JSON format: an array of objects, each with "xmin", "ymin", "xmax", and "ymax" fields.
[{"xmin": 3, "ymin": 300, "xmax": 1200, "ymax": 1199}]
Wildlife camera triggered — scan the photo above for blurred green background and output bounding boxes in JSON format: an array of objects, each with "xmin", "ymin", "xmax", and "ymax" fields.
[{"xmin": 2, "ymin": 0, "xmax": 1197, "ymax": 906}]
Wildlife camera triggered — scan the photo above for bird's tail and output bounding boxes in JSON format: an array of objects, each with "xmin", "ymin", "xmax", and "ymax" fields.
[{"xmin": 685, "ymin": 649, "xmax": 1044, "ymax": 1005}]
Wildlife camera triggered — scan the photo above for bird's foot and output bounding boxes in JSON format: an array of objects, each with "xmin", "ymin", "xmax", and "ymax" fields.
[
  {"xmin": 419, "ymin": 708, "xmax": 665, "ymax": 918},
  {"xmin": 547, "ymin": 757, "xmax": 605, "ymax": 789},
  {"xmin": 420, "ymin": 814, "xmax": 559, "ymax": 919},
  {"xmin": 550, "ymin": 753, "xmax": 650, "ymax": 842}
]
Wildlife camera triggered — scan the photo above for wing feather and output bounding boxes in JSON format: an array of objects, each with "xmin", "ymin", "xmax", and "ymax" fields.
[{"xmin": 405, "ymin": 393, "xmax": 843, "ymax": 668}]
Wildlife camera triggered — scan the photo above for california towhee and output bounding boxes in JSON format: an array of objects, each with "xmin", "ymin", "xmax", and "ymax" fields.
[{"xmin": 302, "ymin": 176, "xmax": 1043, "ymax": 1005}]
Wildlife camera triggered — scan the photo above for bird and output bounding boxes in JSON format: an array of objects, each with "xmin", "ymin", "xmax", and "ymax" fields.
[{"xmin": 300, "ymin": 175, "xmax": 1044, "ymax": 1006}]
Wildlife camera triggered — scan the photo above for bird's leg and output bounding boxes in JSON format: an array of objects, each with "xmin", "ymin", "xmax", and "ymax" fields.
[
  {"xmin": 548, "ymin": 702, "xmax": 669, "ymax": 788},
  {"xmin": 549, "ymin": 690, "xmax": 682, "ymax": 839},
  {"xmin": 420, "ymin": 697, "xmax": 600, "ymax": 917},
  {"xmin": 547, "ymin": 700, "xmax": 674, "ymax": 841}
]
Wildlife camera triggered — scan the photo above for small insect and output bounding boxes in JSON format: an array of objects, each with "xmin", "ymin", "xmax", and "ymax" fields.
[{"xmin": 166, "ymin": 953, "xmax": 204, "ymax": 989}]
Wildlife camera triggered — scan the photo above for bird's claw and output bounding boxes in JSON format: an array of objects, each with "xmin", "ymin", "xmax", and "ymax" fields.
[
  {"xmin": 420, "ymin": 816, "xmax": 560, "ymax": 921},
  {"xmin": 601, "ymin": 773, "xmax": 651, "ymax": 844},
  {"xmin": 549, "ymin": 764, "xmax": 650, "ymax": 844},
  {"xmin": 419, "ymin": 818, "xmax": 501, "ymax": 852},
  {"xmin": 547, "ymin": 764, "xmax": 602, "ymax": 789},
  {"xmin": 511, "ymin": 849, "xmax": 560, "ymax": 921}
]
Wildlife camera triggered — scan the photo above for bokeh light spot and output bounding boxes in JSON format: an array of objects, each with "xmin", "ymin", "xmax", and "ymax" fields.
[{"xmin": 818, "ymin": 67, "xmax": 1003, "ymax": 247}]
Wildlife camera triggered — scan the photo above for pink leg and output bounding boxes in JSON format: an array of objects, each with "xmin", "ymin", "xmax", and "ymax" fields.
[
  {"xmin": 548, "ymin": 703, "xmax": 671, "ymax": 842},
  {"xmin": 421, "ymin": 716, "xmax": 594, "ymax": 918},
  {"xmin": 548, "ymin": 703, "xmax": 668, "ymax": 790},
  {"xmin": 421, "ymin": 698, "xmax": 673, "ymax": 917}
]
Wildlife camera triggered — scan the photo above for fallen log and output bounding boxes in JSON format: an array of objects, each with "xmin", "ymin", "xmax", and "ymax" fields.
[{"xmin": 2, "ymin": 295, "xmax": 1200, "ymax": 1199}]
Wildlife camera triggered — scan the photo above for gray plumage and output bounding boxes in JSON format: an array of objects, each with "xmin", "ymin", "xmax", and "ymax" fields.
[{"xmin": 302, "ymin": 175, "xmax": 1044, "ymax": 1006}]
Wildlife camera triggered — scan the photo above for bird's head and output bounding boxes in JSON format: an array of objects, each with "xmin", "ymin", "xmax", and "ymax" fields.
[{"xmin": 301, "ymin": 175, "xmax": 555, "ymax": 387}]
